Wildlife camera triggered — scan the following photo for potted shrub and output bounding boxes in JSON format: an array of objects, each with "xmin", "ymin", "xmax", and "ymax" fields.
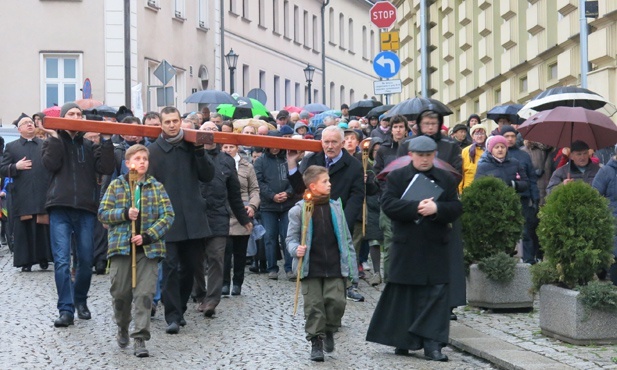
[
  {"xmin": 461, "ymin": 176, "xmax": 533, "ymax": 309},
  {"xmin": 532, "ymin": 181, "xmax": 617, "ymax": 344}
]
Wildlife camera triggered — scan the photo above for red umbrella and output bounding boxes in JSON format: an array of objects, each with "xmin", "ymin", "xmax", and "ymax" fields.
[
  {"xmin": 75, "ymin": 98, "xmax": 103, "ymax": 110},
  {"xmin": 376, "ymin": 155, "xmax": 462, "ymax": 181},
  {"xmin": 42, "ymin": 106, "xmax": 61, "ymax": 117},
  {"xmin": 283, "ymin": 105, "xmax": 303, "ymax": 114},
  {"xmin": 518, "ymin": 106, "xmax": 617, "ymax": 150}
]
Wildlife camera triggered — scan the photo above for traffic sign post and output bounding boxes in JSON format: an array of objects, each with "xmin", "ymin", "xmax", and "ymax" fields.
[
  {"xmin": 152, "ymin": 59, "xmax": 177, "ymax": 107},
  {"xmin": 370, "ymin": 1, "xmax": 397, "ymax": 29},
  {"xmin": 380, "ymin": 31, "xmax": 400, "ymax": 51},
  {"xmin": 373, "ymin": 80, "xmax": 402, "ymax": 95},
  {"xmin": 373, "ymin": 51, "xmax": 400, "ymax": 79}
]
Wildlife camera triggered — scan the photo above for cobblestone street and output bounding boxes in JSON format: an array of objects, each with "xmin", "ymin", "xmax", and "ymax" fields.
[{"xmin": 0, "ymin": 246, "xmax": 494, "ymax": 369}]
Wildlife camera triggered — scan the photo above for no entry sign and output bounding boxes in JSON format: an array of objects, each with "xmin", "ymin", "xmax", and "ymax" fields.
[{"xmin": 370, "ymin": 1, "xmax": 397, "ymax": 29}]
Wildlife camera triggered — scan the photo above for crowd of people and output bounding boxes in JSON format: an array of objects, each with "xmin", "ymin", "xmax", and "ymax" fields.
[{"xmin": 2, "ymin": 100, "xmax": 617, "ymax": 362}]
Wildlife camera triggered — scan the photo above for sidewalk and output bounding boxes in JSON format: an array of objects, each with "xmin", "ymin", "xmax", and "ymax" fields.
[{"xmin": 449, "ymin": 301, "xmax": 617, "ymax": 369}]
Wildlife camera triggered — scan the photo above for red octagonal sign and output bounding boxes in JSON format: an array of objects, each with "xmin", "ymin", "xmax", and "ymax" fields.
[{"xmin": 370, "ymin": 1, "xmax": 397, "ymax": 29}]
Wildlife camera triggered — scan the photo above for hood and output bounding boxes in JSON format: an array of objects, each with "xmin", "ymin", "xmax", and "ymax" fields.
[
  {"xmin": 294, "ymin": 122, "xmax": 309, "ymax": 133},
  {"xmin": 368, "ymin": 137, "xmax": 383, "ymax": 161}
]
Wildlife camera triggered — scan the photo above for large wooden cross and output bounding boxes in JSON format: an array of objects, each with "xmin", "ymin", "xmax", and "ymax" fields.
[{"xmin": 43, "ymin": 117, "xmax": 323, "ymax": 152}]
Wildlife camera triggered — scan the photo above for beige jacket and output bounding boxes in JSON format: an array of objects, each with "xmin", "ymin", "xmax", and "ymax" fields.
[{"xmin": 229, "ymin": 156, "xmax": 260, "ymax": 235}]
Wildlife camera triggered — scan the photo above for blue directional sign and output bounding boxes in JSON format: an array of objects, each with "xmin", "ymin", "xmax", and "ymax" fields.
[{"xmin": 373, "ymin": 51, "xmax": 400, "ymax": 78}]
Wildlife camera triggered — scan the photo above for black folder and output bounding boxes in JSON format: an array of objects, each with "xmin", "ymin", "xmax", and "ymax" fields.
[{"xmin": 401, "ymin": 173, "xmax": 444, "ymax": 202}]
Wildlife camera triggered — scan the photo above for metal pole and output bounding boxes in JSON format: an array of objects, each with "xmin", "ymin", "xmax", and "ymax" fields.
[
  {"xmin": 221, "ymin": 0, "xmax": 226, "ymax": 92},
  {"xmin": 321, "ymin": 0, "xmax": 330, "ymax": 104},
  {"xmin": 308, "ymin": 80, "xmax": 312, "ymax": 104},
  {"xmin": 124, "ymin": 0, "xmax": 131, "ymax": 107},
  {"xmin": 579, "ymin": 0, "xmax": 589, "ymax": 88},
  {"xmin": 420, "ymin": 0, "xmax": 429, "ymax": 98},
  {"xmin": 230, "ymin": 68, "xmax": 235, "ymax": 94}
]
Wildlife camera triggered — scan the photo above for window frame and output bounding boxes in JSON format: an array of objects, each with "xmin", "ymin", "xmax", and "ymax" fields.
[{"xmin": 40, "ymin": 53, "xmax": 83, "ymax": 110}]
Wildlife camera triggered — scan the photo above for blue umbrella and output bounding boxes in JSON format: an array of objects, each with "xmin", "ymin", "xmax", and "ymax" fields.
[
  {"xmin": 310, "ymin": 110, "xmax": 341, "ymax": 127},
  {"xmin": 487, "ymin": 104, "xmax": 524, "ymax": 123},
  {"xmin": 303, "ymin": 103, "xmax": 330, "ymax": 114}
]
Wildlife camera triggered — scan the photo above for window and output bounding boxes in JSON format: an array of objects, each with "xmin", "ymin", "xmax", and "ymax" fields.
[
  {"xmin": 294, "ymin": 6, "xmax": 300, "ymax": 42},
  {"xmin": 548, "ymin": 62, "xmax": 558, "ymax": 80},
  {"xmin": 242, "ymin": 0, "xmax": 249, "ymax": 19},
  {"xmin": 520, "ymin": 76, "xmax": 528, "ymax": 93},
  {"xmin": 495, "ymin": 89, "xmax": 501, "ymax": 105},
  {"xmin": 370, "ymin": 30, "xmax": 375, "ymax": 58},
  {"xmin": 304, "ymin": 11, "xmax": 309, "ymax": 46},
  {"xmin": 259, "ymin": 70, "xmax": 266, "ymax": 90},
  {"xmin": 146, "ymin": 0, "xmax": 160, "ymax": 9},
  {"xmin": 339, "ymin": 13, "xmax": 345, "ymax": 48},
  {"xmin": 340, "ymin": 86, "xmax": 345, "ymax": 107},
  {"xmin": 229, "ymin": 0, "xmax": 238, "ymax": 15},
  {"xmin": 348, "ymin": 19, "xmax": 354, "ymax": 53},
  {"xmin": 174, "ymin": 70, "xmax": 186, "ymax": 109},
  {"xmin": 41, "ymin": 54, "xmax": 81, "ymax": 109},
  {"xmin": 273, "ymin": 75, "xmax": 280, "ymax": 109},
  {"xmin": 329, "ymin": 8, "xmax": 334, "ymax": 44},
  {"xmin": 362, "ymin": 26, "xmax": 367, "ymax": 59},
  {"xmin": 313, "ymin": 89, "xmax": 319, "ymax": 105},
  {"xmin": 474, "ymin": 99, "xmax": 480, "ymax": 114},
  {"xmin": 198, "ymin": 0, "xmax": 209, "ymax": 29},
  {"xmin": 283, "ymin": 1, "xmax": 289, "ymax": 38},
  {"xmin": 295, "ymin": 82, "xmax": 301, "ymax": 106},
  {"xmin": 285, "ymin": 79, "xmax": 291, "ymax": 106},
  {"xmin": 175, "ymin": 0, "xmax": 185, "ymax": 18},
  {"xmin": 242, "ymin": 65, "xmax": 249, "ymax": 96},
  {"xmin": 272, "ymin": 0, "xmax": 279, "ymax": 33},
  {"xmin": 258, "ymin": 0, "xmax": 265, "ymax": 27},
  {"xmin": 312, "ymin": 15, "xmax": 319, "ymax": 50},
  {"xmin": 329, "ymin": 82, "xmax": 335, "ymax": 107},
  {"xmin": 350, "ymin": 89, "xmax": 355, "ymax": 103}
]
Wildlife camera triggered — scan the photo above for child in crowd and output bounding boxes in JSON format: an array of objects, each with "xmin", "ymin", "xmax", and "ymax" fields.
[
  {"xmin": 98, "ymin": 144, "xmax": 174, "ymax": 357},
  {"xmin": 286, "ymin": 165, "xmax": 358, "ymax": 362}
]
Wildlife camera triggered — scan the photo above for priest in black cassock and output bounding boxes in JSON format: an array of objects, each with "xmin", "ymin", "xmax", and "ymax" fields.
[
  {"xmin": 366, "ymin": 136, "xmax": 462, "ymax": 362},
  {"xmin": 0, "ymin": 113, "xmax": 52, "ymax": 271}
]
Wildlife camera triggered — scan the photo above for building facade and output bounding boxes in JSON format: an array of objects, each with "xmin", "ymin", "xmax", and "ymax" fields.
[{"xmin": 394, "ymin": 0, "xmax": 617, "ymax": 126}]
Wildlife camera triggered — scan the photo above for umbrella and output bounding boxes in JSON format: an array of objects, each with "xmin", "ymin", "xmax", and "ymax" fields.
[
  {"xmin": 365, "ymin": 104, "xmax": 394, "ymax": 118},
  {"xmin": 232, "ymin": 118, "xmax": 276, "ymax": 132},
  {"xmin": 310, "ymin": 110, "xmax": 342, "ymax": 127},
  {"xmin": 384, "ymin": 97, "xmax": 453, "ymax": 121},
  {"xmin": 185, "ymin": 90, "xmax": 238, "ymax": 105},
  {"xmin": 283, "ymin": 105, "xmax": 303, "ymax": 114},
  {"xmin": 85, "ymin": 105, "xmax": 117, "ymax": 118},
  {"xmin": 517, "ymin": 106, "xmax": 617, "ymax": 150},
  {"xmin": 74, "ymin": 98, "xmax": 103, "ymax": 110},
  {"xmin": 376, "ymin": 155, "xmax": 462, "ymax": 181},
  {"xmin": 487, "ymin": 104, "xmax": 523, "ymax": 124},
  {"xmin": 217, "ymin": 98, "xmax": 270, "ymax": 119},
  {"xmin": 303, "ymin": 103, "xmax": 330, "ymax": 114},
  {"xmin": 42, "ymin": 106, "xmax": 61, "ymax": 117},
  {"xmin": 518, "ymin": 86, "xmax": 617, "ymax": 118},
  {"xmin": 348, "ymin": 99, "xmax": 382, "ymax": 117}
]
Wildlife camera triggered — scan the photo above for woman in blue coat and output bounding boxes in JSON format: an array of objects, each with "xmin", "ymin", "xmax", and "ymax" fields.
[{"xmin": 474, "ymin": 135, "xmax": 529, "ymax": 194}]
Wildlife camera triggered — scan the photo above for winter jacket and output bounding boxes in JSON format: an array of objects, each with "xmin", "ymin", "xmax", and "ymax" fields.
[
  {"xmin": 398, "ymin": 132, "xmax": 463, "ymax": 180},
  {"xmin": 507, "ymin": 146, "xmax": 539, "ymax": 200},
  {"xmin": 459, "ymin": 144, "xmax": 484, "ymax": 193},
  {"xmin": 147, "ymin": 135, "xmax": 215, "ymax": 242},
  {"xmin": 286, "ymin": 198, "xmax": 358, "ymax": 280},
  {"xmin": 547, "ymin": 160, "xmax": 600, "ymax": 194},
  {"xmin": 230, "ymin": 155, "xmax": 260, "ymax": 236},
  {"xmin": 254, "ymin": 149, "xmax": 296, "ymax": 212},
  {"xmin": 522, "ymin": 142, "xmax": 554, "ymax": 205},
  {"xmin": 475, "ymin": 153, "xmax": 529, "ymax": 194},
  {"xmin": 42, "ymin": 131, "xmax": 115, "ymax": 214},
  {"xmin": 370, "ymin": 127, "xmax": 390, "ymax": 141},
  {"xmin": 592, "ymin": 159, "xmax": 617, "ymax": 255},
  {"xmin": 200, "ymin": 147, "xmax": 250, "ymax": 237},
  {"xmin": 373, "ymin": 138, "xmax": 401, "ymax": 175},
  {"xmin": 98, "ymin": 174, "xmax": 174, "ymax": 259}
]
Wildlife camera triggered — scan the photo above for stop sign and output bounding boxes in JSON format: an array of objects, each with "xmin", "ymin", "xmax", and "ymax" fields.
[{"xmin": 370, "ymin": 1, "xmax": 397, "ymax": 29}]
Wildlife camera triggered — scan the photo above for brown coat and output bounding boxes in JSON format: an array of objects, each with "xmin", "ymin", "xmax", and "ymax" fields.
[{"xmin": 229, "ymin": 156, "xmax": 260, "ymax": 235}]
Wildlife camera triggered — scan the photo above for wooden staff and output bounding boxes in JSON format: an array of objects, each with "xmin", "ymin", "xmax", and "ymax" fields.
[
  {"xmin": 128, "ymin": 164, "xmax": 139, "ymax": 289},
  {"xmin": 293, "ymin": 190, "xmax": 315, "ymax": 316},
  {"xmin": 360, "ymin": 138, "xmax": 371, "ymax": 237}
]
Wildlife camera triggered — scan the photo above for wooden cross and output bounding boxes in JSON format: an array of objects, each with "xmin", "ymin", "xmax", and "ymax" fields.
[{"xmin": 44, "ymin": 117, "xmax": 323, "ymax": 152}]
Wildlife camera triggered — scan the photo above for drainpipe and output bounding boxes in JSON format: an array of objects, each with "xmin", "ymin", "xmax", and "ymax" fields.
[
  {"xmin": 420, "ymin": 0, "xmax": 428, "ymax": 98},
  {"xmin": 579, "ymin": 0, "xmax": 589, "ymax": 88},
  {"xmin": 124, "ymin": 0, "xmax": 131, "ymax": 106},
  {"xmin": 321, "ymin": 0, "xmax": 330, "ymax": 104},
  {"xmin": 220, "ymin": 0, "xmax": 226, "ymax": 92}
]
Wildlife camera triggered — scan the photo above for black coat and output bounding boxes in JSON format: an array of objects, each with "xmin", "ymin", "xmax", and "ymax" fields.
[
  {"xmin": 200, "ymin": 147, "xmax": 250, "ymax": 237},
  {"xmin": 42, "ymin": 131, "xmax": 115, "ymax": 214},
  {"xmin": 289, "ymin": 150, "xmax": 365, "ymax": 233},
  {"xmin": 147, "ymin": 137, "xmax": 215, "ymax": 242},
  {"xmin": 0, "ymin": 137, "xmax": 50, "ymax": 216},
  {"xmin": 475, "ymin": 153, "xmax": 529, "ymax": 194},
  {"xmin": 373, "ymin": 138, "xmax": 401, "ymax": 176},
  {"xmin": 381, "ymin": 164, "xmax": 462, "ymax": 285},
  {"xmin": 398, "ymin": 135, "xmax": 463, "ymax": 177},
  {"xmin": 254, "ymin": 149, "xmax": 296, "ymax": 212}
]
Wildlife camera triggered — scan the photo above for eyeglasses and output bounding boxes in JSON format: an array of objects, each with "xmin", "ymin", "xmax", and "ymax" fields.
[{"xmin": 18, "ymin": 120, "xmax": 35, "ymax": 127}]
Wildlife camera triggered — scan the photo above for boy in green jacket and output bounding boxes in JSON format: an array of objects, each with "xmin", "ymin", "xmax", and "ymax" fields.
[{"xmin": 98, "ymin": 144, "xmax": 174, "ymax": 357}]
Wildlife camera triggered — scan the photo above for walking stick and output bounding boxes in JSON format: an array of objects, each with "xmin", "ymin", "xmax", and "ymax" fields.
[
  {"xmin": 361, "ymin": 138, "xmax": 371, "ymax": 237},
  {"xmin": 128, "ymin": 165, "xmax": 139, "ymax": 289},
  {"xmin": 293, "ymin": 190, "xmax": 314, "ymax": 315}
]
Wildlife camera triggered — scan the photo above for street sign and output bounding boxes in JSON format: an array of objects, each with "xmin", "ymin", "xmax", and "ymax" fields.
[
  {"xmin": 370, "ymin": 1, "xmax": 397, "ymax": 29},
  {"xmin": 374, "ymin": 79, "xmax": 402, "ymax": 95},
  {"xmin": 373, "ymin": 51, "xmax": 400, "ymax": 78},
  {"xmin": 380, "ymin": 31, "xmax": 400, "ymax": 51},
  {"xmin": 154, "ymin": 60, "xmax": 176, "ymax": 86},
  {"xmin": 82, "ymin": 78, "xmax": 92, "ymax": 99},
  {"xmin": 247, "ymin": 88, "xmax": 268, "ymax": 105},
  {"xmin": 156, "ymin": 86, "xmax": 174, "ymax": 107}
]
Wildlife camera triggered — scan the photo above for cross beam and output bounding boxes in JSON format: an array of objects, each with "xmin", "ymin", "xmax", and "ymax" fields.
[{"xmin": 43, "ymin": 117, "xmax": 323, "ymax": 151}]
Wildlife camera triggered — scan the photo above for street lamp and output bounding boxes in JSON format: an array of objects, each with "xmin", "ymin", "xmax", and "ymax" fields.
[
  {"xmin": 225, "ymin": 48, "xmax": 239, "ymax": 94},
  {"xmin": 303, "ymin": 64, "xmax": 315, "ymax": 104}
]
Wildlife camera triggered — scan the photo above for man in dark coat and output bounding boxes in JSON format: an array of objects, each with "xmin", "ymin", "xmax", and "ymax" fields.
[
  {"xmin": 40, "ymin": 103, "xmax": 115, "ymax": 327},
  {"xmin": 366, "ymin": 136, "xmax": 463, "ymax": 362},
  {"xmin": 194, "ymin": 121, "xmax": 251, "ymax": 316},
  {"xmin": 147, "ymin": 107, "xmax": 215, "ymax": 334},
  {"xmin": 0, "ymin": 113, "xmax": 52, "ymax": 271},
  {"xmin": 287, "ymin": 125, "xmax": 366, "ymax": 302}
]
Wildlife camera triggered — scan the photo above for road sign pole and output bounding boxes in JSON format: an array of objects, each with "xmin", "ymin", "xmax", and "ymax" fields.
[{"xmin": 420, "ymin": 0, "xmax": 429, "ymax": 98}]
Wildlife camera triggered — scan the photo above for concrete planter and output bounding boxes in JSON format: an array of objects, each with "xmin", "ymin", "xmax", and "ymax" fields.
[
  {"xmin": 539, "ymin": 284, "xmax": 617, "ymax": 345},
  {"xmin": 466, "ymin": 263, "xmax": 533, "ymax": 309}
]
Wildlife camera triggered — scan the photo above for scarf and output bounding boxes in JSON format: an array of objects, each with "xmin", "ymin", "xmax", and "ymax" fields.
[
  {"xmin": 233, "ymin": 153, "xmax": 241, "ymax": 171},
  {"xmin": 469, "ymin": 142, "xmax": 485, "ymax": 164},
  {"xmin": 162, "ymin": 129, "xmax": 184, "ymax": 145},
  {"xmin": 311, "ymin": 194, "xmax": 330, "ymax": 205},
  {"xmin": 379, "ymin": 126, "xmax": 390, "ymax": 133}
]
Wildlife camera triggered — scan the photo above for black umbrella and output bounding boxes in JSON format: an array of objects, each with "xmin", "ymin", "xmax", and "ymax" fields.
[
  {"xmin": 185, "ymin": 90, "xmax": 238, "ymax": 105},
  {"xmin": 348, "ymin": 99, "xmax": 383, "ymax": 117},
  {"xmin": 85, "ymin": 104, "xmax": 117, "ymax": 118},
  {"xmin": 384, "ymin": 97, "xmax": 452, "ymax": 121},
  {"xmin": 365, "ymin": 104, "xmax": 394, "ymax": 118},
  {"xmin": 487, "ymin": 104, "xmax": 523, "ymax": 124},
  {"xmin": 518, "ymin": 86, "xmax": 617, "ymax": 118}
]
